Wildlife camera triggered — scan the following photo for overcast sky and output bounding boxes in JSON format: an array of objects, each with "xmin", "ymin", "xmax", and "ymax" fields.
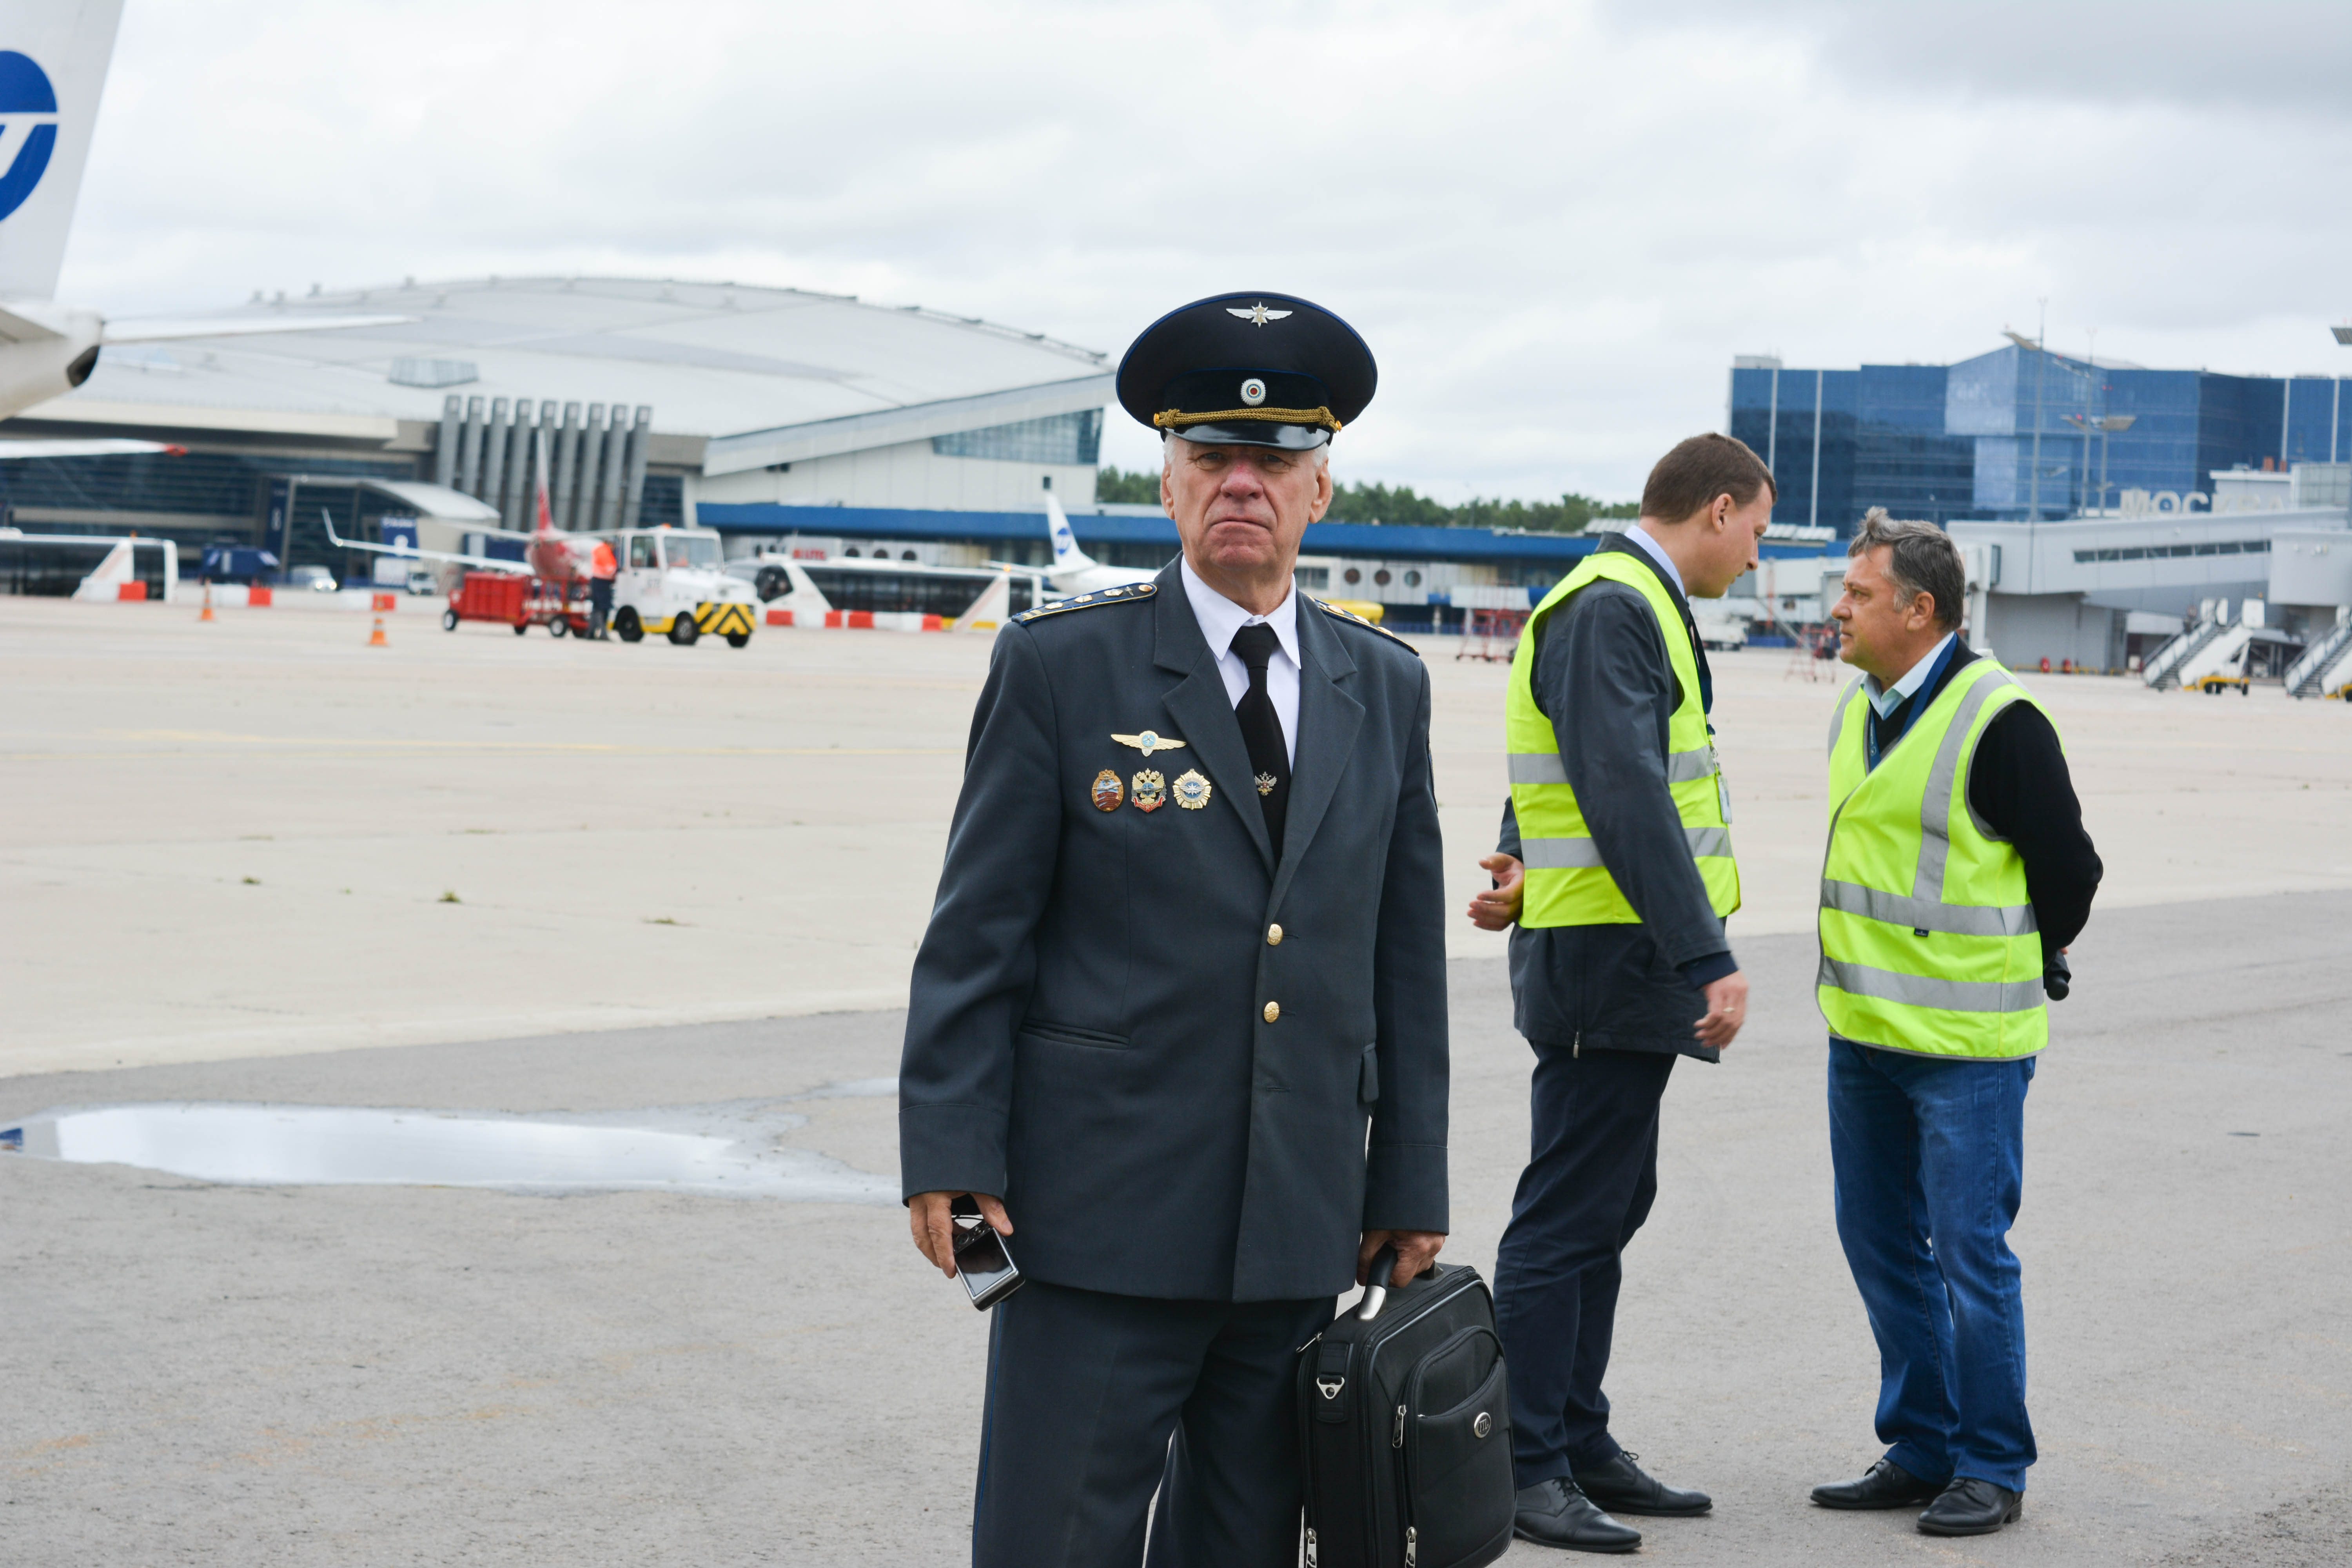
[{"xmin": 59, "ymin": 0, "xmax": 2352, "ymax": 502}]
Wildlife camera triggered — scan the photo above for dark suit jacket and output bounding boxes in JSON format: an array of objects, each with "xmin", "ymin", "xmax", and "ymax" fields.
[{"xmin": 898, "ymin": 560, "xmax": 1450, "ymax": 1302}]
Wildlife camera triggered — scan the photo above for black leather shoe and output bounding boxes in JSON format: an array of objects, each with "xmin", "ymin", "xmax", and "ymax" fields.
[
  {"xmin": 1810, "ymin": 1457, "xmax": 1947, "ymax": 1510},
  {"xmin": 1514, "ymin": 1478, "xmax": 1642, "ymax": 1553},
  {"xmin": 1571, "ymin": 1450, "xmax": 1711, "ymax": 1516},
  {"xmin": 1918, "ymin": 1477, "xmax": 2022, "ymax": 1536}
]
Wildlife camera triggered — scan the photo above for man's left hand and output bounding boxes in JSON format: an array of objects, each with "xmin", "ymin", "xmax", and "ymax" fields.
[{"xmin": 1358, "ymin": 1229, "xmax": 1446, "ymax": 1285}]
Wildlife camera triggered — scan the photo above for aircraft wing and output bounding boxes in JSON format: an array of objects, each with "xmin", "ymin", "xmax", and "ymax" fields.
[
  {"xmin": 102, "ymin": 314, "xmax": 417, "ymax": 345},
  {"xmin": 317, "ymin": 510, "xmax": 531, "ymax": 574},
  {"xmin": 0, "ymin": 437, "xmax": 180, "ymax": 458}
]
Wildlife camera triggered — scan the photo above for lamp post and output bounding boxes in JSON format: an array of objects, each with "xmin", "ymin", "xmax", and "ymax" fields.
[
  {"xmin": 2004, "ymin": 324, "xmax": 2049, "ymax": 520},
  {"xmin": 2333, "ymin": 325, "xmax": 2351, "ymax": 463},
  {"xmin": 2067, "ymin": 413, "xmax": 2137, "ymax": 514}
]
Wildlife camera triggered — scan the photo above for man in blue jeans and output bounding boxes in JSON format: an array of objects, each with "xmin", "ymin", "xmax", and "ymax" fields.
[{"xmin": 1810, "ymin": 511, "xmax": 2101, "ymax": 1537}]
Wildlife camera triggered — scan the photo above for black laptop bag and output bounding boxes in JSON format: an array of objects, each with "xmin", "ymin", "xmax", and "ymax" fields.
[{"xmin": 1294, "ymin": 1255, "xmax": 1516, "ymax": 1568}]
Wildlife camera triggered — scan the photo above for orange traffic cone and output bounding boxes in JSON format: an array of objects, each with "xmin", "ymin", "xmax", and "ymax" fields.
[
  {"xmin": 367, "ymin": 615, "xmax": 388, "ymax": 647},
  {"xmin": 199, "ymin": 584, "xmax": 215, "ymax": 622}
]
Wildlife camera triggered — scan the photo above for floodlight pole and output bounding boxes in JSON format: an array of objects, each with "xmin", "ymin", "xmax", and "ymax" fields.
[
  {"xmin": 1809, "ymin": 369, "xmax": 1824, "ymax": 530},
  {"xmin": 2028, "ymin": 307, "xmax": 2046, "ymax": 521},
  {"xmin": 2333, "ymin": 323, "xmax": 2352, "ymax": 462}
]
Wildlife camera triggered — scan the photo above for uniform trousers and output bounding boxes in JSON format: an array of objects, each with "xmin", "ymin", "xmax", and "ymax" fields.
[
  {"xmin": 1492, "ymin": 1045, "xmax": 1677, "ymax": 1488},
  {"xmin": 1827, "ymin": 1038, "xmax": 2036, "ymax": 1493},
  {"xmin": 973, "ymin": 1279, "xmax": 1330, "ymax": 1568}
]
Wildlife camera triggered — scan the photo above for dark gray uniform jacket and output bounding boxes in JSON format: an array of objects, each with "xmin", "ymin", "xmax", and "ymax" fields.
[
  {"xmin": 1497, "ymin": 535, "xmax": 1733, "ymax": 1063},
  {"xmin": 899, "ymin": 560, "xmax": 1450, "ymax": 1303}
]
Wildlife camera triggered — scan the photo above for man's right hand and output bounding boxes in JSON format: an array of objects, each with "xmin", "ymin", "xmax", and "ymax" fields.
[
  {"xmin": 1466, "ymin": 853, "xmax": 1525, "ymax": 930},
  {"xmin": 1693, "ymin": 971, "xmax": 1749, "ymax": 1050},
  {"xmin": 908, "ymin": 1190, "xmax": 1013, "ymax": 1278}
]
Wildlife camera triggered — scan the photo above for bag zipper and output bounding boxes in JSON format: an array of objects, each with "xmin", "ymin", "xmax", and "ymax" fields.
[
  {"xmin": 1406, "ymin": 1525, "xmax": 1417, "ymax": 1567},
  {"xmin": 1393, "ymin": 1403, "xmax": 1406, "ymax": 1448}
]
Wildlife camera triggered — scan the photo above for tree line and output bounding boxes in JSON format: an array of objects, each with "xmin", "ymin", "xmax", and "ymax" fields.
[{"xmin": 1092, "ymin": 466, "xmax": 1638, "ymax": 534}]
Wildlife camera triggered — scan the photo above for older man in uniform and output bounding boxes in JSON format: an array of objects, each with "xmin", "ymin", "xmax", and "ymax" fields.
[
  {"xmin": 898, "ymin": 293, "xmax": 1451, "ymax": 1568},
  {"xmin": 1809, "ymin": 510, "xmax": 2100, "ymax": 1536}
]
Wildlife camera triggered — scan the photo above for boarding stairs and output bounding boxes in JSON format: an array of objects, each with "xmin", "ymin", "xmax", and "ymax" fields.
[
  {"xmin": 2285, "ymin": 610, "xmax": 2352, "ymax": 699},
  {"xmin": 2143, "ymin": 614, "xmax": 2226, "ymax": 690}
]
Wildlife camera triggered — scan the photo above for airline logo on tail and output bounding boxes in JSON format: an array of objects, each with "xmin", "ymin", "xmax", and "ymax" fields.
[
  {"xmin": 0, "ymin": 53, "xmax": 59, "ymax": 221},
  {"xmin": 1044, "ymin": 494, "xmax": 1097, "ymax": 572}
]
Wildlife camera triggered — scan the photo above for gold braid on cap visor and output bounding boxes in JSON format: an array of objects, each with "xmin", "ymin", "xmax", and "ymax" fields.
[{"xmin": 1153, "ymin": 406, "xmax": 1343, "ymax": 434}]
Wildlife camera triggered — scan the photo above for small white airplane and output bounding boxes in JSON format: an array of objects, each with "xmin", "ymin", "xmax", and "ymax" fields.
[
  {"xmin": 0, "ymin": 0, "xmax": 411, "ymax": 446},
  {"xmin": 996, "ymin": 492, "xmax": 1158, "ymax": 593}
]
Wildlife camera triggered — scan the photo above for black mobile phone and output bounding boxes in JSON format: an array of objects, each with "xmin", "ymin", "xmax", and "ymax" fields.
[{"xmin": 950, "ymin": 1195, "xmax": 1023, "ymax": 1311}]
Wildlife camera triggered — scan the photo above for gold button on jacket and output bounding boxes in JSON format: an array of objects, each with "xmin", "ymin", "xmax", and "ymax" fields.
[
  {"xmin": 1263, "ymin": 1001, "xmax": 1281, "ymax": 1024},
  {"xmin": 1267, "ymin": 924, "xmax": 1284, "ymax": 946}
]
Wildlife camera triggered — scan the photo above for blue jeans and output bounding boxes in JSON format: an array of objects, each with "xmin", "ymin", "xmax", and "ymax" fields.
[{"xmin": 1827, "ymin": 1038, "xmax": 2036, "ymax": 1493}]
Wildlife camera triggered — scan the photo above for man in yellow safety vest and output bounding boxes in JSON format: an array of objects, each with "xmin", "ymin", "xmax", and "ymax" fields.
[
  {"xmin": 1468, "ymin": 433, "xmax": 1771, "ymax": 1553},
  {"xmin": 1807, "ymin": 509, "xmax": 2101, "ymax": 1538}
]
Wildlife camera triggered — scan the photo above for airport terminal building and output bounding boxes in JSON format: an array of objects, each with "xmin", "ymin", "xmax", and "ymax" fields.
[
  {"xmin": 0, "ymin": 276, "xmax": 1115, "ymax": 569},
  {"xmin": 0, "ymin": 275, "xmax": 1647, "ymax": 624},
  {"xmin": 1729, "ymin": 344, "xmax": 2352, "ymax": 531}
]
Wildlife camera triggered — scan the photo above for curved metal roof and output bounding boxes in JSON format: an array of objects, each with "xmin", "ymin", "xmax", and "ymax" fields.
[{"xmin": 42, "ymin": 277, "xmax": 1112, "ymax": 446}]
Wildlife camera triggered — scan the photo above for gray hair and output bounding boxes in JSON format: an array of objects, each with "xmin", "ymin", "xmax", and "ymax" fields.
[{"xmin": 1849, "ymin": 507, "xmax": 1963, "ymax": 630}]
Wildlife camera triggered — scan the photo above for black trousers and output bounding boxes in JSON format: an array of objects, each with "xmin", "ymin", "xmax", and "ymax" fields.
[
  {"xmin": 1491, "ymin": 1045, "xmax": 1677, "ymax": 1486},
  {"xmin": 973, "ymin": 1279, "xmax": 1330, "ymax": 1568}
]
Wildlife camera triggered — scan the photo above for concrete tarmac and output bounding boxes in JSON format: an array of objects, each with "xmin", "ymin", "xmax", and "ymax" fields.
[
  {"xmin": 5, "ymin": 593, "xmax": 2351, "ymax": 1564},
  {"xmin": 10, "ymin": 595, "xmax": 2352, "ymax": 1074},
  {"xmin": 5, "ymin": 892, "xmax": 2348, "ymax": 1566}
]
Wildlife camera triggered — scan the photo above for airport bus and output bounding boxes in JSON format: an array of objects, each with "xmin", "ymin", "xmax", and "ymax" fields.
[{"xmin": 730, "ymin": 553, "xmax": 1051, "ymax": 621}]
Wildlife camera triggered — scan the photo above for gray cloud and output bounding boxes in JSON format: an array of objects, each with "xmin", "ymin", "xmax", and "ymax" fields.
[{"xmin": 55, "ymin": 0, "xmax": 2352, "ymax": 502}]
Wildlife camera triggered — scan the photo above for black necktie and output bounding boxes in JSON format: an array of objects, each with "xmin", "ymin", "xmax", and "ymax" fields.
[{"xmin": 1229, "ymin": 623, "xmax": 1290, "ymax": 859}]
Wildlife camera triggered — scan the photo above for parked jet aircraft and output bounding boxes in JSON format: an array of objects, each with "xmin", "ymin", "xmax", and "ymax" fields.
[
  {"xmin": 0, "ymin": 1, "xmax": 408, "ymax": 431},
  {"xmin": 1015, "ymin": 493, "xmax": 1158, "ymax": 593}
]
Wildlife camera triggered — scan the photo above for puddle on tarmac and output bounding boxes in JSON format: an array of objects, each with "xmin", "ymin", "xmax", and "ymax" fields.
[{"xmin": 0, "ymin": 1101, "xmax": 896, "ymax": 1202}]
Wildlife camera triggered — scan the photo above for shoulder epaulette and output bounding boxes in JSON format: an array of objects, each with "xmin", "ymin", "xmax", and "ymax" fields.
[
  {"xmin": 1312, "ymin": 596, "xmax": 1420, "ymax": 654},
  {"xmin": 1011, "ymin": 581, "xmax": 1157, "ymax": 625}
]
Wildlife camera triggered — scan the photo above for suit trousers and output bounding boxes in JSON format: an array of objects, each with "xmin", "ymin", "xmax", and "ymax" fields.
[
  {"xmin": 1827, "ymin": 1038, "xmax": 2036, "ymax": 1493},
  {"xmin": 972, "ymin": 1279, "xmax": 1331, "ymax": 1568},
  {"xmin": 1492, "ymin": 1044, "xmax": 1677, "ymax": 1487}
]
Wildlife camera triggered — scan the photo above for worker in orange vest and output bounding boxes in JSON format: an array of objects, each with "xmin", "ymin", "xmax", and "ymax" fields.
[{"xmin": 588, "ymin": 539, "xmax": 618, "ymax": 640}]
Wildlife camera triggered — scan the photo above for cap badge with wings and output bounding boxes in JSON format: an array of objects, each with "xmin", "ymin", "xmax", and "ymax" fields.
[{"xmin": 1226, "ymin": 302, "xmax": 1292, "ymax": 327}]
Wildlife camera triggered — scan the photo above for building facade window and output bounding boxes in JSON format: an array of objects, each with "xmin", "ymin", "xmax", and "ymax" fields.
[
  {"xmin": 1343, "ymin": 567, "xmax": 1362, "ymax": 584},
  {"xmin": 931, "ymin": 409, "xmax": 1103, "ymax": 466}
]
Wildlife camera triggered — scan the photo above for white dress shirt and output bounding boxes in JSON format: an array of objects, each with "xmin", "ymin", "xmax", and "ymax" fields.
[
  {"xmin": 1866, "ymin": 631, "xmax": 1956, "ymax": 719},
  {"xmin": 1180, "ymin": 557, "xmax": 1300, "ymax": 766},
  {"xmin": 1622, "ymin": 523, "xmax": 1686, "ymax": 597}
]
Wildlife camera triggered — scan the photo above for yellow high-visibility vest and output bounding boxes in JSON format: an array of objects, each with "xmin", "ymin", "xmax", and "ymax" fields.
[
  {"xmin": 1505, "ymin": 551, "xmax": 1740, "ymax": 927},
  {"xmin": 1817, "ymin": 655, "xmax": 2051, "ymax": 1058}
]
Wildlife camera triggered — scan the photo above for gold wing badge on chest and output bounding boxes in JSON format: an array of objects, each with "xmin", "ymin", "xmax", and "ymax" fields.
[{"xmin": 1112, "ymin": 730, "xmax": 1186, "ymax": 758}]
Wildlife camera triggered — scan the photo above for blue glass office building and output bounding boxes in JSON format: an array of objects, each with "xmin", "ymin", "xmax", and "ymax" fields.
[{"xmin": 1729, "ymin": 346, "xmax": 2352, "ymax": 532}]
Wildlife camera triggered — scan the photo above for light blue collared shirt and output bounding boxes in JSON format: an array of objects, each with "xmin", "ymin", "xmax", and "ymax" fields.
[
  {"xmin": 1622, "ymin": 523, "xmax": 1685, "ymax": 598},
  {"xmin": 1866, "ymin": 632, "xmax": 1956, "ymax": 719}
]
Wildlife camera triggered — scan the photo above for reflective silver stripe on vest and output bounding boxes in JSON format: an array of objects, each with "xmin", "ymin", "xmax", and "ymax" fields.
[
  {"xmin": 1912, "ymin": 666, "xmax": 2018, "ymax": 902},
  {"xmin": 1820, "ymin": 878, "xmax": 2037, "ymax": 937},
  {"xmin": 1509, "ymin": 746, "xmax": 1714, "ymax": 786},
  {"xmin": 1817, "ymin": 956, "xmax": 2044, "ymax": 1014},
  {"xmin": 1524, "ymin": 826, "xmax": 1731, "ymax": 869},
  {"xmin": 1827, "ymin": 678, "xmax": 1864, "ymax": 758},
  {"xmin": 1508, "ymin": 753, "xmax": 1567, "ymax": 785},
  {"xmin": 1665, "ymin": 745, "xmax": 1715, "ymax": 783}
]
